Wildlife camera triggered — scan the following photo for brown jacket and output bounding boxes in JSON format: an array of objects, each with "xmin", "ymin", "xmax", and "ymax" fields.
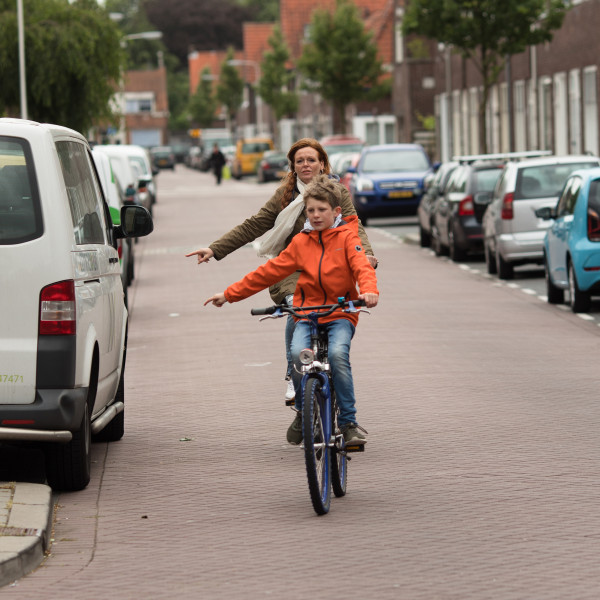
[{"xmin": 209, "ymin": 182, "xmax": 373, "ymax": 304}]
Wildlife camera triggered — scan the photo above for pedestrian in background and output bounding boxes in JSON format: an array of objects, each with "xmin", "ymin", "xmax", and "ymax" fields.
[{"xmin": 209, "ymin": 143, "xmax": 226, "ymax": 185}]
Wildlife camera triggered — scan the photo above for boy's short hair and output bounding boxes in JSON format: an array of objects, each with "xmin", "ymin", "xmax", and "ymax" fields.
[{"xmin": 303, "ymin": 175, "xmax": 342, "ymax": 209}]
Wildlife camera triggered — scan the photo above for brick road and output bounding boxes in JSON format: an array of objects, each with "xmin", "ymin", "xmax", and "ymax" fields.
[{"xmin": 4, "ymin": 167, "xmax": 600, "ymax": 598}]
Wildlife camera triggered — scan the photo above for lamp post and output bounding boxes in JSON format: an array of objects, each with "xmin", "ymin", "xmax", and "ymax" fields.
[
  {"xmin": 17, "ymin": 0, "xmax": 27, "ymax": 119},
  {"xmin": 227, "ymin": 59, "xmax": 262, "ymax": 135}
]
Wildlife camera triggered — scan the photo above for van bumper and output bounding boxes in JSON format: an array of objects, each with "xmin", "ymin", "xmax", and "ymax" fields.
[{"xmin": 0, "ymin": 387, "xmax": 88, "ymax": 442}]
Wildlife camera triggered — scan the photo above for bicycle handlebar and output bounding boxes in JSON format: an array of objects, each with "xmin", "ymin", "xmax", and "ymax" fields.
[{"xmin": 251, "ymin": 299, "xmax": 366, "ymax": 318}]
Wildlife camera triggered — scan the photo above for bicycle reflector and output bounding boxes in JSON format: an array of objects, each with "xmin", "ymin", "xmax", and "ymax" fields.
[{"xmin": 299, "ymin": 349, "xmax": 314, "ymax": 365}]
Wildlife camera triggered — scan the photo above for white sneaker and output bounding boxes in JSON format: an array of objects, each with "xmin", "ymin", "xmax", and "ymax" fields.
[{"xmin": 285, "ymin": 379, "xmax": 295, "ymax": 400}]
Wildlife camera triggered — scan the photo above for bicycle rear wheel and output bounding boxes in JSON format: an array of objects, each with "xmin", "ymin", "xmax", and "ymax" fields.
[
  {"xmin": 330, "ymin": 392, "xmax": 347, "ymax": 497},
  {"xmin": 302, "ymin": 376, "xmax": 331, "ymax": 515}
]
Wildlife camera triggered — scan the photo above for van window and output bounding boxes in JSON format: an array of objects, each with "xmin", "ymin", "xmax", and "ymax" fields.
[
  {"xmin": 0, "ymin": 137, "xmax": 42, "ymax": 245},
  {"xmin": 515, "ymin": 162, "xmax": 599, "ymax": 200},
  {"xmin": 57, "ymin": 141, "xmax": 106, "ymax": 245},
  {"xmin": 242, "ymin": 142, "xmax": 271, "ymax": 153}
]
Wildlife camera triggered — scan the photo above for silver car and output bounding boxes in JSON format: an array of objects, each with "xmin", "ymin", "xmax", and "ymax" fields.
[{"xmin": 482, "ymin": 155, "xmax": 600, "ymax": 279}]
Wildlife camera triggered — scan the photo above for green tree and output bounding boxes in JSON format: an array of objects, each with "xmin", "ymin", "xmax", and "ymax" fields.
[
  {"xmin": 0, "ymin": 0, "xmax": 124, "ymax": 133},
  {"xmin": 258, "ymin": 26, "xmax": 298, "ymax": 141},
  {"xmin": 403, "ymin": 0, "xmax": 569, "ymax": 153},
  {"xmin": 297, "ymin": 0, "xmax": 388, "ymax": 134},
  {"xmin": 189, "ymin": 67, "xmax": 219, "ymax": 128},
  {"xmin": 216, "ymin": 48, "xmax": 244, "ymax": 134}
]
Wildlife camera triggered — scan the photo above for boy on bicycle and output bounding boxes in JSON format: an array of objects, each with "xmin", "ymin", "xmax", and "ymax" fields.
[{"xmin": 205, "ymin": 175, "xmax": 379, "ymax": 445}]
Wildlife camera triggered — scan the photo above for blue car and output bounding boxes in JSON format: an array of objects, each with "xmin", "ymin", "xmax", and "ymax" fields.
[
  {"xmin": 539, "ymin": 167, "xmax": 600, "ymax": 313},
  {"xmin": 347, "ymin": 144, "xmax": 435, "ymax": 224}
]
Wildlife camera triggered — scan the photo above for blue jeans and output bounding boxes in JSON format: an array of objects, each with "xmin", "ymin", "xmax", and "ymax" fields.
[
  {"xmin": 290, "ymin": 318, "xmax": 357, "ymax": 428},
  {"xmin": 284, "ymin": 295, "xmax": 295, "ymax": 379}
]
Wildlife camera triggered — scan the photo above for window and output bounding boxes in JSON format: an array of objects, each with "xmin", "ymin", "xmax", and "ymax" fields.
[
  {"xmin": 556, "ymin": 176, "xmax": 581, "ymax": 217},
  {"xmin": 57, "ymin": 141, "xmax": 106, "ymax": 245},
  {"xmin": 0, "ymin": 137, "xmax": 42, "ymax": 245}
]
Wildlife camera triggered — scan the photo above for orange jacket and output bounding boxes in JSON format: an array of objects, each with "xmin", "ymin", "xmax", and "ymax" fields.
[{"xmin": 225, "ymin": 215, "xmax": 379, "ymax": 326}]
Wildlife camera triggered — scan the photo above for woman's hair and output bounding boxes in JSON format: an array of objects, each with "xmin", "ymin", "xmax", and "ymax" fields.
[
  {"xmin": 303, "ymin": 175, "xmax": 342, "ymax": 209},
  {"xmin": 279, "ymin": 138, "xmax": 331, "ymax": 208}
]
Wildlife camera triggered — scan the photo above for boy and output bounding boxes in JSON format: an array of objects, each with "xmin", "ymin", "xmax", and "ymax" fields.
[{"xmin": 205, "ymin": 175, "xmax": 379, "ymax": 445}]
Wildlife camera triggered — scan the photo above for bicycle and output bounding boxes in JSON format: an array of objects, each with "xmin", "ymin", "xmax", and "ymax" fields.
[{"xmin": 251, "ymin": 298, "xmax": 370, "ymax": 515}]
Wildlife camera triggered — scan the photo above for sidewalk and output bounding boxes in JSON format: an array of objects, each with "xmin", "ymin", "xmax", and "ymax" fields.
[{"xmin": 0, "ymin": 482, "xmax": 53, "ymax": 587}]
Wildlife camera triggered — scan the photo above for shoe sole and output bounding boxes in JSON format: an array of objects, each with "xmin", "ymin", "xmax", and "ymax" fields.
[{"xmin": 344, "ymin": 437, "xmax": 366, "ymax": 446}]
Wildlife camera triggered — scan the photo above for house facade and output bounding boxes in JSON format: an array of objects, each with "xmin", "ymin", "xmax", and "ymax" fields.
[{"xmin": 430, "ymin": 0, "xmax": 600, "ymax": 162}]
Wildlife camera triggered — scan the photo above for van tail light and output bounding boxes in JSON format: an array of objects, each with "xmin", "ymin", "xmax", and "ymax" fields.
[
  {"xmin": 138, "ymin": 185, "xmax": 147, "ymax": 194},
  {"xmin": 458, "ymin": 195, "xmax": 475, "ymax": 216},
  {"xmin": 588, "ymin": 207, "xmax": 600, "ymax": 241},
  {"xmin": 501, "ymin": 192, "xmax": 514, "ymax": 220},
  {"xmin": 117, "ymin": 241, "xmax": 123, "ymax": 261},
  {"xmin": 39, "ymin": 280, "xmax": 76, "ymax": 335}
]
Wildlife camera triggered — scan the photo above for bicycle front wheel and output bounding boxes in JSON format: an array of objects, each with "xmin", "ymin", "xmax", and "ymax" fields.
[
  {"xmin": 330, "ymin": 392, "xmax": 348, "ymax": 497},
  {"xmin": 302, "ymin": 376, "xmax": 331, "ymax": 515}
]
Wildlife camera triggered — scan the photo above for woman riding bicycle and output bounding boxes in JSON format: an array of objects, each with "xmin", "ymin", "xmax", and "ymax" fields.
[
  {"xmin": 187, "ymin": 138, "xmax": 377, "ymax": 402},
  {"xmin": 205, "ymin": 175, "xmax": 379, "ymax": 445}
]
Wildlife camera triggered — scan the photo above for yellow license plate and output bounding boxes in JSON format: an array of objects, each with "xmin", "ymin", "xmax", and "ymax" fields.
[{"xmin": 388, "ymin": 190, "xmax": 413, "ymax": 198}]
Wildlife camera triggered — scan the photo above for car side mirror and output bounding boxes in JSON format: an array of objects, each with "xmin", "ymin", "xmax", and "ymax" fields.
[
  {"xmin": 535, "ymin": 206, "xmax": 555, "ymax": 220},
  {"xmin": 115, "ymin": 205, "xmax": 154, "ymax": 238},
  {"xmin": 152, "ymin": 167, "xmax": 160, "ymax": 176},
  {"xmin": 474, "ymin": 191, "xmax": 493, "ymax": 206}
]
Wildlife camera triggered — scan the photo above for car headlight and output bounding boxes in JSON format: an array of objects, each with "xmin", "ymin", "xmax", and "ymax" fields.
[
  {"xmin": 299, "ymin": 349, "xmax": 314, "ymax": 365},
  {"xmin": 356, "ymin": 177, "xmax": 374, "ymax": 192}
]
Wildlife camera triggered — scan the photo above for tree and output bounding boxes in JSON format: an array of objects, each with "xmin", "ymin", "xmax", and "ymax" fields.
[
  {"xmin": 258, "ymin": 26, "xmax": 298, "ymax": 142},
  {"xmin": 0, "ymin": 0, "xmax": 124, "ymax": 133},
  {"xmin": 189, "ymin": 68, "xmax": 219, "ymax": 128},
  {"xmin": 144, "ymin": 0, "xmax": 254, "ymax": 66},
  {"xmin": 297, "ymin": 0, "xmax": 388, "ymax": 134},
  {"xmin": 403, "ymin": 0, "xmax": 569, "ymax": 153},
  {"xmin": 216, "ymin": 48, "xmax": 244, "ymax": 134}
]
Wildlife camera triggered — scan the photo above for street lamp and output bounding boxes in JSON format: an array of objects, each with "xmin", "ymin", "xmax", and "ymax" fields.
[{"xmin": 227, "ymin": 59, "xmax": 263, "ymax": 135}]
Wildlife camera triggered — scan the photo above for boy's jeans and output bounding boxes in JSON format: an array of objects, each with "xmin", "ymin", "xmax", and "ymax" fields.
[
  {"xmin": 284, "ymin": 295, "xmax": 295, "ymax": 379},
  {"xmin": 290, "ymin": 318, "xmax": 357, "ymax": 428}
]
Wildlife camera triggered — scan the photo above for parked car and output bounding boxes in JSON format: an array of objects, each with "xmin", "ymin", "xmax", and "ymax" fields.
[
  {"xmin": 150, "ymin": 146, "xmax": 176, "ymax": 170},
  {"xmin": 431, "ymin": 159, "xmax": 504, "ymax": 261},
  {"xmin": 92, "ymin": 149, "xmax": 134, "ymax": 303},
  {"xmin": 417, "ymin": 161, "xmax": 458, "ymax": 247},
  {"xmin": 231, "ymin": 137, "xmax": 274, "ymax": 179},
  {"xmin": 320, "ymin": 135, "xmax": 364, "ymax": 158},
  {"xmin": 538, "ymin": 167, "xmax": 600, "ymax": 312},
  {"xmin": 337, "ymin": 153, "xmax": 362, "ymax": 192},
  {"xmin": 482, "ymin": 155, "xmax": 600, "ymax": 279},
  {"xmin": 257, "ymin": 150, "xmax": 288, "ymax": 183},
  {"xmin": 347, "ymin": 143, "xmax": 435, "ymax": 224},
  {"xmin": 185, "ymin": 146, "xmax": 202, "ymax": 169},
  {"xmin": 95, "ymin": 145, "xmax": 153, "ymax": 214},
  {"xmin": 0, "ymin": 118, "xmax": 153, "ymax": 491},
  {"xmin": 99, "ymin": 144, "xmax": 157, "ymax": 207}
]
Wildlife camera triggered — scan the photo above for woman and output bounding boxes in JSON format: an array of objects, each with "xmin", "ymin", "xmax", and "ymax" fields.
[{"xmin": 186, "ymin": 138, "xmax": 378, "ymax": 404}]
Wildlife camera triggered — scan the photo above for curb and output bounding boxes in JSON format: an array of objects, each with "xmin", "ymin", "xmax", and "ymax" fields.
[{"xmin": 0, "ymin": 482, "xmax": 53, "ymax": 588}]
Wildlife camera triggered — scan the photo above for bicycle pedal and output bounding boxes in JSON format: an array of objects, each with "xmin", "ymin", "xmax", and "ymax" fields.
[
  {"xmin": 345, "ymin": 444, "xmax": 365, "ymax": 453},
  {"xmin": 284, "ymin": 399, "xmax": 295, "ymax": 406}
]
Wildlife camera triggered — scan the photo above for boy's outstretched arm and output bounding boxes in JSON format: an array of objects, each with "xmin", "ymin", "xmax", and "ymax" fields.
[{"xmin": 205, "ymin": 292, "xmax": 227, "ymax": 307}]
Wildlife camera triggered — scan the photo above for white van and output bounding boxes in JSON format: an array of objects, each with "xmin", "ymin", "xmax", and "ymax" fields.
[{"xmin": 0, "ymin": 119, "xmax": 153, "ymax": 491}]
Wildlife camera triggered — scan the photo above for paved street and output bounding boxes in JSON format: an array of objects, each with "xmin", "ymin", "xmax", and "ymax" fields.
[{"xmin": 4, "ymin": 166, "xmax": 600, "ymax": 598}]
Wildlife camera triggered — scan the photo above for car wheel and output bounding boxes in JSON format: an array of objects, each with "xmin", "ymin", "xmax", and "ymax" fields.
[
  {"xmin": 419, "ymin": 225, "xmax": 431, "ymax": 248},
  {"xmin": 544, "ymin": 255, "xmax": 564, "ymax": 304},
  {"xmin": 45, "ymin": 400, "xmax": 91, "ymax": 491},
  {"xmin": 496, "ymin": 249, "xmax": 514, "ymax": 280},
  {"xmin": 484, "ymin": 240, "xmax": 497, "ymax": 275},
  {"xmin": 448, "ymin": 225, "xmax": 467, "ymax": 262},
  {"xmin": 357, "ymin": 211, "xmax": 368, "ymax": 226},
  {"xmin": 568, "ymin": 261, "xmax": 591, "ymax": 313}
]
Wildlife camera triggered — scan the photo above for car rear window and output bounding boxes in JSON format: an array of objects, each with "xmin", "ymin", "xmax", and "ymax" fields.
[
  {"xmin": 588, "ymin": 180, "xmax": 600, "ymax": 232},
  {"xmin": 515, "ymin": 162, "xmax": 599, "ymax": 200},
  {"xmin": 0, "ymin": 137, "xmax": 42, "ymax": 245},
  {"xmin": 473, "ymin": 168, "xmax": 503, "ymax": 192},
  {"xmin": 362, "ymin": 149, "xmax": 430, "ymax": 173}
]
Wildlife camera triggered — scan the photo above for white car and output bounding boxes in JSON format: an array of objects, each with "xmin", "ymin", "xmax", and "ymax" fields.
[
  {"xmin": 94, "ymin": 145, "xmax": 153, "ymax": 215},
  {"xmin": 0, "ymin": 118, "xmax": 153, "ymax": 491},
  {"xmin": 92, "ymin": 149, "xmax": 134, "ymax": 304},
  {"xmin": 482, "ymin": 155, "xmax": 600, "ymax": 279}
]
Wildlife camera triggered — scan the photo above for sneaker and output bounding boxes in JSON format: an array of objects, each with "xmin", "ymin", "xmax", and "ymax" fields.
[
  {"xmin": 286, "ymin": 411, "xmax": 303, "ymax": 445},
  {"xmin": 285, "ymin": 379, "xmax": 295, "ymax": 401},
  {"xmin": 341, "ymin": 423, "xmax": 367, "ymax": 445}
]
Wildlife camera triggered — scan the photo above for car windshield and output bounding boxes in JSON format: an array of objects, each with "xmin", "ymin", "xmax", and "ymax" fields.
[
  {"xmin": 515, "ymin": 162, "xmax": 600, "ymax": 200},
  {"xmin": 0, "ymin": 137, "xmax": 42, "ymax": 244},
  {"xmin": 361, "ymin": 149, "xmax": 430, "ymax": 173},
  {"xmin": 242, "ymin": 142, "xmax": 271, "ymax": 153},
  {"xmin": 323, "ymin": 143, "xmax": 364, "ymax": 155}
]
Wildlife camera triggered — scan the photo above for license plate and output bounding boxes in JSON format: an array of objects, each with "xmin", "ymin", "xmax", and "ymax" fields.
[{"xmin": 388, "ymin": 190, "xmax": 413, "ymax": 199}]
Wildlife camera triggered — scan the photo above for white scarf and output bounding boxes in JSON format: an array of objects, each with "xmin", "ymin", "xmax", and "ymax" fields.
[{"xmin": 256, "ymin": 178, "xmax": 307, "ymax": 258}]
